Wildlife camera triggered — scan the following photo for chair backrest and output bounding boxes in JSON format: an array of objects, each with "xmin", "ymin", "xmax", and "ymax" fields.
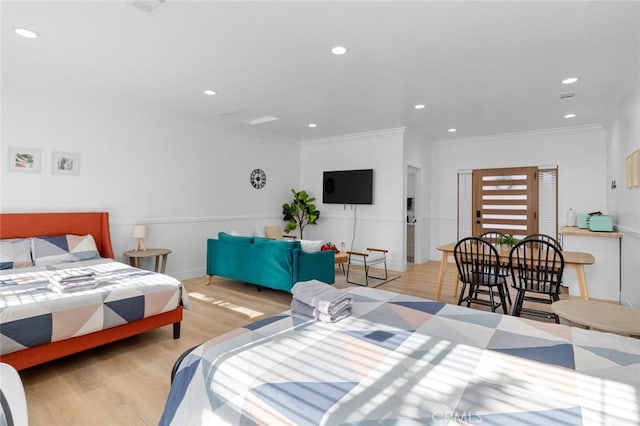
[
  {"xmin": 453, "ymin": 237, "xmax": 502, "ymax": 286},
  {"xmin": 0, "ymin": 363, "xmax": 28, "ymax": 426},
  {"xmin": 523, "ymin": 233, "xmax": 562, "ymax": 250},
  {"xmin": 479, "ymin": 231, "xmax": 505, "ymax": 244},
  {"xmin": 264, "ymin": 225, "xmax": 284, "ymax": 240},
  {"xmin": 509, "ymin": 239, "xmax": 565, "ymax": 294}
]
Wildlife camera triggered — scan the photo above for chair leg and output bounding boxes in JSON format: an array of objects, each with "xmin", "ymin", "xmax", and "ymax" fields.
[
  {"xmin": 503, "ymin": 280, "xmax": 512, "ymax": 305},
  {"xmin": 497, "ymin": 285, "xmax": 508, "ymax": 314},
  {"xmin": 364, "ymin": 265, "xmax": 370, "ymax": 287},
  {"xmin": 346, "ymin": 257, "xmax": 372, "ymax": 287},
  {"xmin": 512, "ymin": 290, "xmax": 525, "ymax": 317},
  {"xmin": 466, "ymin": 284, "xmax": 475, "ymax": 308},
  {"xmin": 551, "ymin": 293, "xmax": 560, "ymax": 323},
  {"xmin": 457, "ymin": 283, "xmax": 467, "ymax": 306},
  {"xmin": 365, "ymin": 261, "xmax": 387, "ymax": 281},
  {"xmin": 487, "ymin": 287, "xmax": 495, "ymax": 312}
]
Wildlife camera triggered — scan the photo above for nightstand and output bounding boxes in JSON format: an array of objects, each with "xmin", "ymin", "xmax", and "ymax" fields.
[{"xmin": 123, "ymin": 248, "xmax": 172, "ymax": 273}]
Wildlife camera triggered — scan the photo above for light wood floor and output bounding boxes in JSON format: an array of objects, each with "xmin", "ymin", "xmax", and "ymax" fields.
[{"xmin": 19, "ymin": 261, "xmax": 567, "ymax": 425}]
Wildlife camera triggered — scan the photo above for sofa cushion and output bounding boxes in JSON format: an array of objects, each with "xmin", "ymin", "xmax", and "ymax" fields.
[
  {"xmin": 218, "ymin": 232, "xmax": 254, "ymax": 244},
  {"xmin": 300, "ymin": 240, "xmax": 323, "ymax": 253}
]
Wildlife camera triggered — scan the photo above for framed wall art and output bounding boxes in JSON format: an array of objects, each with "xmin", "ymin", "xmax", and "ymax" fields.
[
  {"xmin": 52, "ymin": 151, "xmax": 80, "ymax": 175},
  {"xmin": 7, "ymin": 147, "xmax": 41, "ymax": 173},
  {"xmin": 627, "ymin": 149, "xmax": 640, "ymax": 188}
]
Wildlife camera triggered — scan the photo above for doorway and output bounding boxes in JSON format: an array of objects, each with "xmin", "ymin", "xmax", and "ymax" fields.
[
  {"xmin": 406, "ymin": 166, "xmax": 419, "ymax": 265},
  {"xmin": 472, "ymin": 167, "xmax": 538, "ymax": 238}
]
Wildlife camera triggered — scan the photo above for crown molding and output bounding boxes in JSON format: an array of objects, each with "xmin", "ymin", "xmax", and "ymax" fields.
[
  {"xmin": 432, "ymin": 124, "xmax": 605, "ymax": 146},
  {"xmin": 301, "ymin": 127, "xmax": 406, "ymax": 146}
]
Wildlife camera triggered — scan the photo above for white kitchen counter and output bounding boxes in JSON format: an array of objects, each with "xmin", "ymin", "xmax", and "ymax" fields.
[{"xmin": 560, "ymin": 226, "xmax": 622, "ymax": 301}]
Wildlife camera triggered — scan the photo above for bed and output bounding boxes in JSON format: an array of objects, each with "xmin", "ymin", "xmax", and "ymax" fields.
[
  {"xmin": 0, "ymin": 212, "xmax": 185, "ymax": 370},
  {"xmin": 160, "ymin": 286, "xmax": 640, "ymax": 425}
]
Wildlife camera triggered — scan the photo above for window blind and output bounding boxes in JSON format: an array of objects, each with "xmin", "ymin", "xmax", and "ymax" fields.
[{"xmin": 538, "ymin": 166, "xmax": 558, "ymax": 239}]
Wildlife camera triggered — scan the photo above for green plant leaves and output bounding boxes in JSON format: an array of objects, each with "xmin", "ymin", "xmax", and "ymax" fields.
[{"xmin": 281, "ymin": 188, "xmax": 321, "ymax": 238}]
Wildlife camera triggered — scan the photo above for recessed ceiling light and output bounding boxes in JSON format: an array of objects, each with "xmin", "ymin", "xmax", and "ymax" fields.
[
  {"xmin": 331, "ymin": 46, "xmax": 348, "ymax": 55},
  {"xmin": 414, "ymin": 104, "xmax": 426, "ymax": 110},
  {"xmin": 562, "ymin": 77, "xmax": 578, "ymax": 85},
  {"xmin": 448, "ymin": 128, "xmax": 457, "ymax": 133},
  {"xmin": 14, "ymin": 27, "xmax": 38, "ymax": 39},
  {"xmin": 203, "ymin": 90, "xmax": 217, "ymax": 96},
  {"xmin": 308, "ymin": 123, "xmax": 317, "ymax": 128},
  {"xmin": 564, "ymin": 113, "xmax": 576, "ymax": 119}
]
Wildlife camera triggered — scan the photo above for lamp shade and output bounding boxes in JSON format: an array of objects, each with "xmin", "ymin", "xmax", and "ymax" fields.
[{"xmin": 131, "ymin": 225, "xmax": 148, "ymax": 239}]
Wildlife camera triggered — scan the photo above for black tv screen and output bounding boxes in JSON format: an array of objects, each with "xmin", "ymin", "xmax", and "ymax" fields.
[{"xmin": 323, "ymin": 169, "xmax": 373, "ymax": 204}]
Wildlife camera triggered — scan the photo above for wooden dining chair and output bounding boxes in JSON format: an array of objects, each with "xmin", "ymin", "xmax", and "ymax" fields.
[
  {"xmin": 478, "ymin": 231, "xmax": 512, "ymax": 305},
  {"xmin": 509, "ymin": 239, "xmax": 565, "ymax": 323},
  {"xmin": 523, "ymin": 233, "xmax": 562, "ymax": 251},
  {"xmin": 453, "ymin": 237, "xmax": 508, "ymax": 313},
  {"xmin": 478, "ymin": 231, "xmax": 505, "ymax": 244}
]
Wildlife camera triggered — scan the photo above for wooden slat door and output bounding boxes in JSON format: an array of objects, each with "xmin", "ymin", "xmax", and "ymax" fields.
[{"xmin": 472, "ymin": 167, "xmax": 538, "ymax": 239}]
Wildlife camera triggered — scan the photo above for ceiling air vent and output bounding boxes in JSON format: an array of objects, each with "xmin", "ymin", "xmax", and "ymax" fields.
[
  {"xmin": 130, "ymin": 0, "xmax": 167, "ymax": 13},
  {"xmin": 218, "ymin": 109, "xmax": 280, "ymax": 126},
  {"xmin": 560, "ymin": 91, "xmax": 576, "ymax": 100}
]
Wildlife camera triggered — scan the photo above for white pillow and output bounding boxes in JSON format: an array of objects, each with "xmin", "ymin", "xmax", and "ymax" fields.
[
  {"xmin": 32, "ymin": 234, "xmax": 100, "ymax": 266},
  {"xmin": 0, "ymin": 238, "xmax": 33, "ymax": 269},
  {"xmin": 300, "ymin": 240, "xmax": 323, "ymax": 253}
]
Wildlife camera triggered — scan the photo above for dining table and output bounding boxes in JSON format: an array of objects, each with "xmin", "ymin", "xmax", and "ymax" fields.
[{"xmin": 435, "ymin": 242, "xmax": 595, "ymax": 301}]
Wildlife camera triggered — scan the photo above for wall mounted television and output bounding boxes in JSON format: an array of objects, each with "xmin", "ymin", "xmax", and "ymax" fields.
[{"xmin": 322, "ymin": 169, "xmax": 373, "ymax": 205}]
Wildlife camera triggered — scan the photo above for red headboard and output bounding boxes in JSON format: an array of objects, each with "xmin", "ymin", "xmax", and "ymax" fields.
[{"xmin": 0, "ymin": 212, "xmax": 115, "ymax": 258}]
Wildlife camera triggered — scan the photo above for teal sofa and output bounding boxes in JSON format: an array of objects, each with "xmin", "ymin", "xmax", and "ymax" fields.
[{"xmin": 206, "ymin": 232, "xmax": 335, "ymax": 292}]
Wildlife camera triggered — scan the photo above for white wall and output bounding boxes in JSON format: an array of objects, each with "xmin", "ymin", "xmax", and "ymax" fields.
[
  {"xmin": 429, "ymin": 126, "xmax": 608, "ymax": 259},
  {"xmin": 300, "ymin": 129, "xmax": 405, "ymax": 271},
  {"xmin": 1, "ymin": 84, "xmax": 299, "ymax": 279},
  {"xmin": 606, "ymin": 70, "xmax": 640, "ymax": 307}
]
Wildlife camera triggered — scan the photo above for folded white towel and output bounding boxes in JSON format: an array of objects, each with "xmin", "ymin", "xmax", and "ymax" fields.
[
  {"xmin": 50, "ymin": 270, "xmax": 96, "ymax": 285},
  {"xmin": 291, "ymin": 280, "xmax": 333, "ymax": 307},
  {"xmin": 48, "ymin": 279, "xmax": 98, "ymax": 293},
  {"xmin": 313, "ymin": 287, "xmax": 352, "ymax": 315},
  {"xmin": 291, "ymin": 298, "xmax": 315, "ymax": 318},
  {"xmin": 317, "ymin": 305, "xmax": 352, "ymax": 323}
]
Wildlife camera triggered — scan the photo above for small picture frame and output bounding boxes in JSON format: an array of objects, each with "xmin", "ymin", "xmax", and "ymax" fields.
[
  {"xmin": 8, "ymin": 147, "xmax": 41, "ymax": 173},
  {"xmin": 52, "ymin": 151, "xmax": 80, "ymax": 175}
]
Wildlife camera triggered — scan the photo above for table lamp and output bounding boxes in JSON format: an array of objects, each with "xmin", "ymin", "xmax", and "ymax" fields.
[{"xmin": 131, "ymin": 225, "xmax": 148, "ymax": 252}]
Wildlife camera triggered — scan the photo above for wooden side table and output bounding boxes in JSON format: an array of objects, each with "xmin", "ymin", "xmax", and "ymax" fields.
[
  {"xmin": 334, "ymin": 251, "xmax": 348, "ymax": 274},
  {"xmin": 123, "ymin": 248, "xmax": 172, "ymax": 273}
]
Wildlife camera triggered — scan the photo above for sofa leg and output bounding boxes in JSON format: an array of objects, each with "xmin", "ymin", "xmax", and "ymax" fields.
[
  {"xmin": 173, "ymin": 322, "xmax": 181, "ymax": 339},
  {"xmin": 206, "ymin": 275, "xmax": 212, "ymax": 285}
]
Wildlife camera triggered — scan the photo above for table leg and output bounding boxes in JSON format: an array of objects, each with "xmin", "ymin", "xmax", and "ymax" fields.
[
  {"xmin": 575, "ymin": 265, "xmax": 590, "ymax": 301},
  {"xmin": 154, "ymin": 256, "xmax": 160, "ymax": 273},
  {"xmin": 435, "ymin": 252, "xmax": 449, "ymax": 301},
  {"xmin": 129, "ymin": 258, "xmax": 138, "ymax": 268},
  {"xmin": 160, "ymin": 254, "xmax": 168, "ymax": 274}
]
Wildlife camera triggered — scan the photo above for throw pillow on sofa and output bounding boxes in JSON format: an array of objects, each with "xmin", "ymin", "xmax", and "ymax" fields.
[{"xmin": 300, "ymin": 240, "xmax": 323, "ymax": 253}]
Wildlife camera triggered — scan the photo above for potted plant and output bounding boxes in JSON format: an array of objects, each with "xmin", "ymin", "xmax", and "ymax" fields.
[
  {"xmin": 282, "ymin": 189, "xmax": 320, "ymax": 239},
  {"xmin": 495, "ymin": 233, "xmax": 518, "ymax": 249}
]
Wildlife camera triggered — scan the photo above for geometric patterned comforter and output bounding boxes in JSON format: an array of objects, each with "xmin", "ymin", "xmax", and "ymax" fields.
[
  {"xmin": 0, "ymin": 259, "xmax": 188, "ymax": 356},
  {"xmin": 160, "ymin": 287, "xmax": 640, "ymax": 426}
]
